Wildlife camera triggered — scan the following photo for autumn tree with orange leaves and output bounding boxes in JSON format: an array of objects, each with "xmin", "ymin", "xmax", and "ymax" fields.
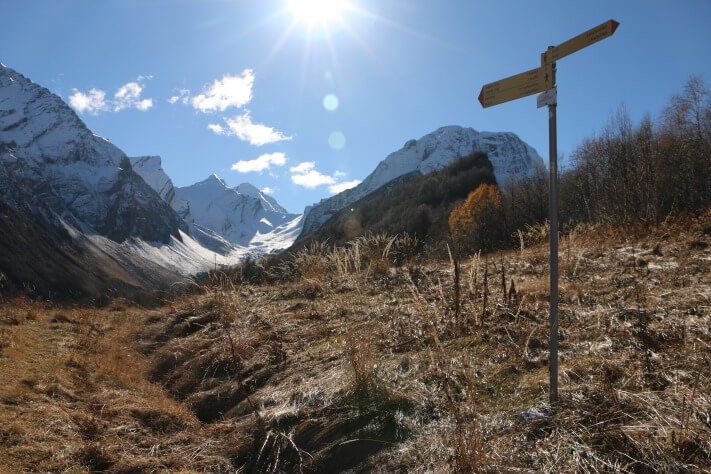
[{"xmin": 448, "ymin": 183, "xmax": 502, "ymax": 252}]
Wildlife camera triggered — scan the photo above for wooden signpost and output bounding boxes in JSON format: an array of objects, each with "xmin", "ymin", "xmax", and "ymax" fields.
[
  {"xmin": 543, "ymin": 19, "xmax": 619, "ymax": 63},
  {"xmin": 478, "ymin": 19, "xmax": 620, "ymax": 405},
  {"xmin": 478, "ymin": 65, "xmax": 552, "ymax": 108}
]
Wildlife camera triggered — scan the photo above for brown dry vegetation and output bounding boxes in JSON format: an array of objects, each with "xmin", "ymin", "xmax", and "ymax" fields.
[{"xmin": 0, "ymin": 212, "xmax": 709, "ymax": 473}]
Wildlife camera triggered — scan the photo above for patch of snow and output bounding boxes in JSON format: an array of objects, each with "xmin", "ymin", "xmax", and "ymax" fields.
[{"xmin": 120, "ymin": 230, "xmax": 247, "ymax": 275}]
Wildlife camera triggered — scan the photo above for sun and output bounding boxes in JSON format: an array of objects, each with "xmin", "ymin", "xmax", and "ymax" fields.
[{"xmin": 287, "ymin": 0, "xmax": 347, "ymax": 26}]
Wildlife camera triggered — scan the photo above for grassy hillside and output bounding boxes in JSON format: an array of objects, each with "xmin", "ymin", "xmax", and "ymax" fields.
[{"xmin": 1, "ymin": 212, "xmax": 708, "ymax": 472}]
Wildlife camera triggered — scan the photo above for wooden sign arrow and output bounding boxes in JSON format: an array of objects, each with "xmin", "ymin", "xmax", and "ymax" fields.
[
  {"xmin": 543, "ymin": 19, "xmax": 619, "ymax": 64},
  {"xmin": 478, "ymin": 65, "xmax": 553, "ymax": 108}
]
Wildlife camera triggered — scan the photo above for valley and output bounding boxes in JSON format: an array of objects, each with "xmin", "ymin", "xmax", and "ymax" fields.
[{"xmin": 0, "ymin": 64, "xmax": 543, "ymax": 299}]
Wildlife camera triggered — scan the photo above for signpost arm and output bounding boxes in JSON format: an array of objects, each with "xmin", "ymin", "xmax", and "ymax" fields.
[{"xmin": 547, "ymin": 46, "xmax": 559, "ymax": 406}]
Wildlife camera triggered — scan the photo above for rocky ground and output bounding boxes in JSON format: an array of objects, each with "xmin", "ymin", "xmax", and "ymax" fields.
[{"xmin": 0, "ymin": 212, "xmax": 709, "ymax": 472}]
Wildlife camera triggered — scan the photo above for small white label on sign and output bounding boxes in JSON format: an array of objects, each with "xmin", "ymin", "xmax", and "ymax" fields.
[{"xmin": 537, "ymin": 87, "xmax": 557, "ymax": 108}]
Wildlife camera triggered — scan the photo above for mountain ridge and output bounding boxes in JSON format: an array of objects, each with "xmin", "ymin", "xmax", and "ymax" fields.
[
  {"xmin": 175, "ymin": 173, "xmax": 302, "ymax": 249},
  {"xmin": 0, "ymin": 64, "xmax": 187, "ymax": 244},
  {"xmin": 300, "ymin": 125, "xmax": 544, "ymax": 236}
]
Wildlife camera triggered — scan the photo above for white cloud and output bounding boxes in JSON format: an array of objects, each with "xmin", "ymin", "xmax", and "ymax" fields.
[
  {"xmin": 168, "ymin": 88, "xmax": 190, "ymax": 104},
  {"xmin": 261, "ymin": 187, "xmax": 275, "ymax": 194},
  {"xmin": 289, "ymin": 162, "xmax": 315, "ymax": 173},
  {"xmin": 191, "ymin": 70, "xmax": 254, "ymax": 113},
  {"xmin": 209, "ymin": 111, "xmax": 292, "ymax": 146},
  {"xmin": 207, "ymin": 123, "xmax": 225, "ymax": 134},
  {"xmin": 69, "ymin": 88, "xmax": 107, "ymax": 114},
  {"xmin": 290, "ymin": 162, "xmax": 360, "ymax": 191},
  {"xmin": 136, "ymin": 98, "xmax": 153, "ymax": 111},
  {"xmin": 115, "ymin": 82, "xmax": 141, "ymax": 101},
  {"xmin": 183, "ymin": 71, "xmax": 290, "ymax": 146},
  {"xmin": 114, "ymin": 81, "xmax": 153, "ymax": 111},
  {"xmin": 291, "ymin": 170, "xmax": 336, "ymax": 188},
  {"xmin": 231, "ymin": 152, "xmax": 287, "ymax": 173},
  {"xmin": 328, "ymin": 180, "xmax": 361, "ymax": 194},
  {"xmin": 69, "ymin": 76, "xmax": 153, "ymax": 114}
]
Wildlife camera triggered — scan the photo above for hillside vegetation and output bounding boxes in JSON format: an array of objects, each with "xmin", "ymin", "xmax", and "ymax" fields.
[
  {"xmin": 459, "ymin": 76, "xmax": 711, "ymax": 255},
  {"xmin": 295, "ymin": 151, "xmax": 496, "ymax": 248}
]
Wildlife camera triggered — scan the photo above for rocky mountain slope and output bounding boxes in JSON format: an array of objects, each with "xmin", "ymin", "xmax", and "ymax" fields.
[
  {"xmin": 0, "ymin": 64, "xmax": 303, "ymax": 293},
  {"xmin": 294, "ymin": 152, "xmax": 497, "ymax": 248},
  {"xmin": 129, "ymin": 156, "xmax": 190, "ymax": 219},
  {"xmin": 0, "ymin": 64, "xmax": 187, "ymax": 244},
  {"xmin": 301, "ymin": 125, "xmax": 544, "ymax": 236},
  {"xmin": 0, "ymin": 198, "xmax": 188, "ymax": 299}
]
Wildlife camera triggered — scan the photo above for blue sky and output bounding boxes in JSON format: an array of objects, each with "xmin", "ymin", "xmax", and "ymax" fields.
[{"xmin": 2, "ymin": 0, "xmax": 710, "ymax": 213}]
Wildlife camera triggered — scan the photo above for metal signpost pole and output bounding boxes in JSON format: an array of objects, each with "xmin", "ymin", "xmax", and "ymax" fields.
[
  {"xmin": 546, "ymin": 47, "xmax": 559, "ymax": 405},
  {"xmin": 478, "ymin": 19, "xmax": 619, "ymax": 407}
]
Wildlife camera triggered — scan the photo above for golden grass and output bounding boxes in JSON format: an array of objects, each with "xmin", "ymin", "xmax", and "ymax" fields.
[{"xmin": 0, "ymin": 212, "xmax": 709, "ymax": 472}]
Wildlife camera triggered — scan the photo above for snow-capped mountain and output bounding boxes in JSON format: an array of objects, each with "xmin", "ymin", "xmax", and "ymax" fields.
[
  {"xmin": 174, "ymin": 175, "xmax": 302, "ymax": 249},
  {"xmin": 234, "ymin": 182, "xmax": 287, "ymax": 213},
  {"xmin": 0, "ymin": 64, "xmax": 187, "ymax": 243},
  {"xmin": 300, "ymin": 125, "xmax": 545, "ymax": 236},
  {"xmin": 128, "ymin": 155, "xmax": 302, "ymax": 256}
]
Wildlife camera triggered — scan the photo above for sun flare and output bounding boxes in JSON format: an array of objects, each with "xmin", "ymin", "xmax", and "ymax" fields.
[{"xmin": 287, "ymin": 0, "xmax": 347, "ymax": 25}]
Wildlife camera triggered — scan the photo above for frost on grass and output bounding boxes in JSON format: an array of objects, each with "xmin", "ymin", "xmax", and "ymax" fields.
[{"xmin": 0, "ymin": 215, "xmax": 709, "ymax": 472}]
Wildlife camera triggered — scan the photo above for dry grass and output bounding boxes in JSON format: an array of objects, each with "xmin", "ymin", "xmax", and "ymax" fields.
[
  {"xmin": 0, "ymin": 303, "xmax": 214, "ymax": 472},
  {"xmin": 0, "ymin": 212, "xmax": 709, "ymax": 472}
]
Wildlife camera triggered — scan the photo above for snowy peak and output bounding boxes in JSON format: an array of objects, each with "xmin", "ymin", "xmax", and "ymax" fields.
[
  {"xmin": 181, "ymin": 174, "xmax": 230, "ymax": 197},
  {"xmin": 300, "ymin": 125, "xmax": 544, "ymax": 236},
  {"xmin": 368, "ymin": 125, "xmax": 543, "ymax": 190},
  {"xmin": 175, "ymin": 174, "xmax": 300, "ymax": 247},
  {"xmin": 192, "ymin": 174, "xmax": 229, "ymax": 192},
  {"xmin": 236, "ymin": 182, "xmax": 287, "ymax": 213},
  {"xmin": 0, "ymin": 63, "xmax": 187, "ymax": 243},
  {"xmin": 0, "ymin": 64, "xmax": 120, "ymax": 168},
  {"xmin": 235, "ymin": 182, "xmax": 260, "ymax": 195},
  {"xmin": 206, "ymin": 173, "xmax": 226, "ymax": 185}
]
